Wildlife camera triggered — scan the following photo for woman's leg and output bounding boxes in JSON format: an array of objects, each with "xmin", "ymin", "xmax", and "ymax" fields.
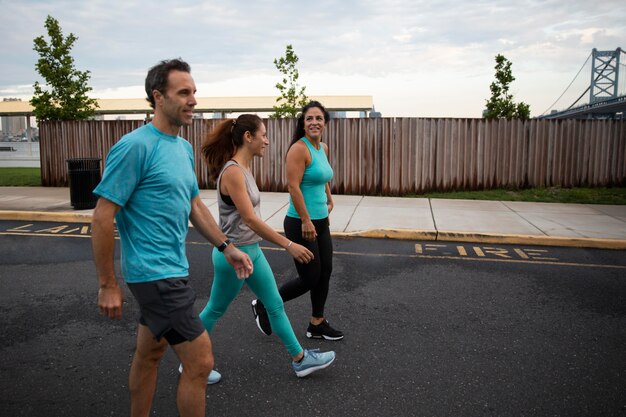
[
  {"xmin": 199, "ymin": 247, "xmax": 246, "ymax": 333},
  {"xmin": 279, "ymin": 216, "xmax": 322, "ymax": 303},
  {"xmin": 245, "ymin": 244, "xmax": 303, "ymax": 358},
  {"xmin": 304, "ymin": 218, "xmax": 343, "ymax": 340},
  {"xmin": 309, "ymin": 218, "xmax": 333, "ymax": 319}
]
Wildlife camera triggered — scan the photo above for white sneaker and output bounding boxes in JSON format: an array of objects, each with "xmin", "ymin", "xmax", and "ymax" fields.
[{"xmin": 178, "ymin": 364, "xmax": 222, "ymax": 384}]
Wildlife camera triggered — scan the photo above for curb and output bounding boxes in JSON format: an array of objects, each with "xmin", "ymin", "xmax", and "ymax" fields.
[
  {"xmin": 334, "ymin": 228, "xmax": 626, "ymax": 250},
  {"xmin": 1, "ymin": 211, "xmax": 626, "ymax": 250},
  {"xmin": 0, "ymin": 210, "xmax": 94, "ymax": 223},
  {"xmin": 435, "ymin": 231, "xmax": 626, "ymax": 250},
  {"xmin": 332, "ymin": 229, "xmax": 438, "ymax": 241}
]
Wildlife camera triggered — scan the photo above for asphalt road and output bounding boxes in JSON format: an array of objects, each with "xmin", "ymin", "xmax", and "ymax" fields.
[{"xmin": 1, "ymin": 220, "xmax": 625, "ymax": 417}]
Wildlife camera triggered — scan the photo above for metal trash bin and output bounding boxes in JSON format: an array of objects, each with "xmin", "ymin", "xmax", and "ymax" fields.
[{"xmin": 67, "ymin": 157, "xmax": 101, "ymax": 210}]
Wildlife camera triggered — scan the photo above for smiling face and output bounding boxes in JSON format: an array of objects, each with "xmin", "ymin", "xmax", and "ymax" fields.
[
  {"xmin": 247, "ymin": 121, "xmax": 269, "ymax": 157},
  {"xmin": 303, "ymin": 107, "xmax": 326, "ymax": 141},
  {"xmin": 154, "ymin": 69, "xmax": 197, "ymax": 130}
]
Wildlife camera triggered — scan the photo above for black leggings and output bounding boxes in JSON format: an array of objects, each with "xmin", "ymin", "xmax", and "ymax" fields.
[{"xmin": 280, "ymin": 216, "xmax": 333, "ymax": 318}]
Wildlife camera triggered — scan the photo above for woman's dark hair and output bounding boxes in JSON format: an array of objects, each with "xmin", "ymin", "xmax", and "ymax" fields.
[
  {"xmin": 289, "ymin": 101, "xmax": 330, "ymax": 148},
  {"xmin": 202, "ymin": 114, "xmax": 263, "ymax": 181},
  {"xmin": 145, "ymin": 58, "xmax": 191, "ymax": 109}
]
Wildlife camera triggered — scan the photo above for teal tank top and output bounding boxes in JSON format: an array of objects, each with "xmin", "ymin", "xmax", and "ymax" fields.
[{"xmin": 286, "ymin": 137, "xmax": 334, "ymax": 220}]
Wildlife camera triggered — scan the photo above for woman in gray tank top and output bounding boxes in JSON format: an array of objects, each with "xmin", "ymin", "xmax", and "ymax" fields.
[{"xmin": 198, "ymin": 114, "xmax": 336, "ymax": 378}]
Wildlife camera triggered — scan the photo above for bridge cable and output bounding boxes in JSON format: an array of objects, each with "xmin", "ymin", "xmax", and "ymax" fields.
[
  {"xmin": 565, "ymin": 87, "xmax": 590, "ymax": 110},
  {"xmin": 541, "ymin": 53, "xmax": 590, "ymax": 116}
]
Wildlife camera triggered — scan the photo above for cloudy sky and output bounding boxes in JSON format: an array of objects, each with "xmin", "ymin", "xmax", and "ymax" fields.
[{"xmin": 1, "ymin": 0, "xmax": 624, "ymax": 117}]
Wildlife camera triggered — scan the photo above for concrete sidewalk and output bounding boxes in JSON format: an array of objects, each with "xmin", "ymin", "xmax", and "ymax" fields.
[{"xmin": 1, "ymin": 186, "xmax": 626, "ymax": 249}]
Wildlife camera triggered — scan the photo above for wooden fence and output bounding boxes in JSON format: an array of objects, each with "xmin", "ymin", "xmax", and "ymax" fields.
[{"xmin": 39, "ymin": 118, "xmax": 626, "ymax": 195}]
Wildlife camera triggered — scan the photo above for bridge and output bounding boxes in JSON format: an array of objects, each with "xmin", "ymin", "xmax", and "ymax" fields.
[{"xmin": 539, "ymin": 48, "xmax": 625, "ymax": 119}]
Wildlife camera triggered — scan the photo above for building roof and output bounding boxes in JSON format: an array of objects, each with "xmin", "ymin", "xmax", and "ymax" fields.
[{"xmin": 0, "ymin": 96, "xmax": 373, "ymax": 116}]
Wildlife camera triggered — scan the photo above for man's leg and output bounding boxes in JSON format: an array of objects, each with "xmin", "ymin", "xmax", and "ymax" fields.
[
  {"xmin": 129, "ymin": 323, "xmax": 168, "ymax": 417},
  {"xmin": 172, "ymin": 330, "xmax": 213, "ymax": 417}
]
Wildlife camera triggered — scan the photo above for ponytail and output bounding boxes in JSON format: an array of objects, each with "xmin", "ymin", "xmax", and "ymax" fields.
[{"xmin": 202, "ymin": 114, "xmax": 263, "ymax": 181}]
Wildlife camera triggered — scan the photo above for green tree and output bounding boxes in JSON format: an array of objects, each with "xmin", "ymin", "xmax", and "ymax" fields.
[
  {"xmin": 271, "ymin": 44, "xmax": 308, "ymax": 118},
  {"xmin": 30, "ymin": 15, "xmax": 98, "ymax": 122},
  {"xmin": 484, "ymin": 54, "xmax": 530, "ymax": 119}
]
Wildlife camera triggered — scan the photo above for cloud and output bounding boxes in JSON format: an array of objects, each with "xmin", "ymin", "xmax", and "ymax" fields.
[{"xmin": 1, "ymin": 0, "xmax": 625, "ymax": 117}]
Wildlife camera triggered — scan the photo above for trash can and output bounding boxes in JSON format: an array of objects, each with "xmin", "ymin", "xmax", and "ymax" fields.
[{"xmin": 67, "ymin": 157, "xmax": 102, "ymax": 210}]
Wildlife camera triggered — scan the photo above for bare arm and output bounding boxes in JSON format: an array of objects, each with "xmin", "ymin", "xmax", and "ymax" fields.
[
  {"xmin": 189, "ymin": 195, "xmax": 229, "ymax": 247},
  {"xmin": 189, "ymin": 195, "xmax": 253, "ymax": 278},
  {"xmin": 325, "ymin": 183, "xmax": 333, "ymax": 217},
  {"xmin": 91, "ymin": 197, "xmax": 124, "ymax": 320},
  {"xmin": 286, "ymin": 142, "xmax": 317, "ymax": 241},
  {"xmin": 322, "ymin": 142, "xmax": 334, "ymax": 215},
  {"xmin": 222, "ymin": 165, "xmax": 313, "ymax": 264}
]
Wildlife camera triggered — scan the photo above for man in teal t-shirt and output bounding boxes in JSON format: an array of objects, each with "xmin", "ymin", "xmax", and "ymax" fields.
[{"xmin": 91, "ymin": 59, "xmax": 252, "ymax": 417}]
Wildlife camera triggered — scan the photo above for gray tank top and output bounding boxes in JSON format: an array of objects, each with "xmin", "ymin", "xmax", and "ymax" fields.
[{"xmin": 216, "ymin": 160, "xmax": 262, "ymax": 246}]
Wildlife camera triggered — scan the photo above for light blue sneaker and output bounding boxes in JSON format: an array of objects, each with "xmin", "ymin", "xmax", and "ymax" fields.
[
  {"xmin": 178, "ymin": 364, "xmax": 222, "ymax": 385},
  {"xmin": 292, "ymin": 348, "xmax": 336, "ymax": 377}
]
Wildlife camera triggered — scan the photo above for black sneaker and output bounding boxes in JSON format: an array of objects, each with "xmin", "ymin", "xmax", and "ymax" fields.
[
  {"xmin": 306, "ymin": 319, "xmax": 344, "ymax": 340},
  {"xmin": 251, "ymin": 299, "xmax": 272, "ymax": 336}
]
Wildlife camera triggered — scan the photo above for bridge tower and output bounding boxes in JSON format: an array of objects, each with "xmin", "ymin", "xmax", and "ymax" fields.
[{"xmin": 590, "ymin": 48, "xmax": 622, "ymax": 104}]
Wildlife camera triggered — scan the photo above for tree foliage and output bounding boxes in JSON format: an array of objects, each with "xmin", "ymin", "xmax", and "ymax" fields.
[
  {"xmin": 271, "ymin": 44, "xmax": 308, "ymax": 118},
  {"xmin": 484, "ymin": 54, "xmax": 530, "ymax": 120},
  {"xmin": 30, "ymin": 15, "xmax": 98, "ymax": 122}
]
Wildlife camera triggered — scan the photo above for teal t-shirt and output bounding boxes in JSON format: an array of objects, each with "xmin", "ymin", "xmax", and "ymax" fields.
[
  {"xmin": 287, "ymin": 137, "xmax": 334, "ymax": 220},
  {"xmin": 93, "ymin": 123, "xmax": 199, "ymax": 283}
]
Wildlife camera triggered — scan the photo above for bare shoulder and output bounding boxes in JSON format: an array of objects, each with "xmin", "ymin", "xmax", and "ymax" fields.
[
  {"xmin": 222, "ymin": 163, "xmax": 244, "ymax": 177},
  {"xmin": 289, "ymin": 139, "xmax": 308, "ymax": 153},
  {"xmin": 220, "ymin": 163, "xmax": 246, "ymax": 190},
  {"xmin": 287, "ymin": 140, "xmax": 310, "ymax": 162}
]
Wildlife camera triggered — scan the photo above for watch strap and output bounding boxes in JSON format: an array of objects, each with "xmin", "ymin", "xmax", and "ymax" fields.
[{"xmin": 217, "ymin": 239, "xmax": 231, "ymax": 252}]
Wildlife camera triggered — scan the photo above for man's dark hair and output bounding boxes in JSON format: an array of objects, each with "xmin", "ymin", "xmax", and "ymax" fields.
[{"xmin": 145, "ymin": 58, "xmax": 191, "ymax": 109}]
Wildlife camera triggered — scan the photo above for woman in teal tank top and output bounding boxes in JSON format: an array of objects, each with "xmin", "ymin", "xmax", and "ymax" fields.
[{"xmin": 253, "ymin": 101, "xmax": 344, "ymax": 341}]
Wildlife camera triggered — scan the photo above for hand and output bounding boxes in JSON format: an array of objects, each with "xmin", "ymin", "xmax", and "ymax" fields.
[
  {"xmin": 287, "ymin": 241, "xmax": 314, "ymax": 264},
  {"xmin": 98, "ymin": 285, "xmax": 124, "ymax": 320},
  {"xmin": 327, "ymin": 200, "xmax": 334, "ymax": 214},
  {"xmin": 224, "ymin": 245, "xmax": 254, "ymax": 279},
  {"xmin": 301, "ymin": 220, "xmax": 317, "ymax": 242}
]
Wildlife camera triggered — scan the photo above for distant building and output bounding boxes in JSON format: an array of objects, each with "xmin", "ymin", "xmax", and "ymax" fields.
[
  {"xmin": 0, "ymin": 95, "xmax": 375, "ymax": 120},
  {"xmin": 0, "ymin": 95, "xmax": 375, "ymax": 140},
  {"xmin": 0, "ymin": 115, "xmax": 26, "ymax": 136},
  {"xmin": 369, "ymin": 106, "xmax": 381, "ymax": 118},
  {"xmin": 1, "ymin": 98, "xmax": 26, "ymax": 135},
  {"xmin": 330, "ymin": 111, "xmax": 346, "ymax": 119}
]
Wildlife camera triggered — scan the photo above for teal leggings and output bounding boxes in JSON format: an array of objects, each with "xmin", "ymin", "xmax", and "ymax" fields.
[{"xmin": 199, "ymin": 243, "xmax": 303, "ymax": 357}]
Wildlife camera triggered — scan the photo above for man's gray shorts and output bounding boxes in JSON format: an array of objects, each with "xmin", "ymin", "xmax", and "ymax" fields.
[{"xmin": 127, "ymin": 278, "xmax": 205, "ymax": 345}]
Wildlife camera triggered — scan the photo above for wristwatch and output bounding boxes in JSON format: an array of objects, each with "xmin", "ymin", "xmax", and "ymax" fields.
[{"xmin": 217, "ymin": 239, "xmax": 231, "ymax": 252}]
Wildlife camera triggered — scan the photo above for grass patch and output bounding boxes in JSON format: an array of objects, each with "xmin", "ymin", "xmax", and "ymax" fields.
[
  {"xmin": 419, "ymin": 186, "xmax": 626, "ymax": 205},
  {"xmin": 0, "ymin": 168, "xmax": 42, "ymax": 186}
]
